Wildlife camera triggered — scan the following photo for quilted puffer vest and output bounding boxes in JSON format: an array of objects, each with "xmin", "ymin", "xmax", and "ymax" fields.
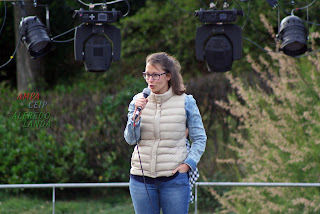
[{"xmin": 130, "ymin": 87, "xmax": 187, "ymax": 178}]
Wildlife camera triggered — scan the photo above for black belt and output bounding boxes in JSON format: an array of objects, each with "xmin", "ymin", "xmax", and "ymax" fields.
[{"xmin": 130, "ymin": 172, "xmax": 179, "ymax": 184}]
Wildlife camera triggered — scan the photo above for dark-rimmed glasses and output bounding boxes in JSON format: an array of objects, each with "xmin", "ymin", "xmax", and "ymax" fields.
[{"xmin": 142, "ymin": 72, "xmax": 167, "ymax": 80}]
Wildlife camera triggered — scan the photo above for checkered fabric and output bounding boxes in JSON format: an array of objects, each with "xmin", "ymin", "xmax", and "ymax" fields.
[{"xmin": 186, "ymin": 139, "xmax": 200, "ymax": 203}]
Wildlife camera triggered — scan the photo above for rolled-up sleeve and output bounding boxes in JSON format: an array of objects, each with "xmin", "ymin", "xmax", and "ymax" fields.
[
  {"xmin": 183, "ymin": 95, "xmax": 207, "ymax": 171},
  {"xmin": 124, "ymin": 95, "xmax": 141, "ymax": 145}
]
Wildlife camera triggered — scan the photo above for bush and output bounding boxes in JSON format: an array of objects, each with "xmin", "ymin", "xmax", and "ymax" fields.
[{"xmin": 0, "ymin": 74, "xmax": 146, "ymax": 185}]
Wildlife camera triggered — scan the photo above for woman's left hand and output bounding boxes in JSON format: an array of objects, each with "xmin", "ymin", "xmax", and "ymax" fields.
[{"xmin": 172, "ymin": 163, "xmax": 190, "ymax": 174}]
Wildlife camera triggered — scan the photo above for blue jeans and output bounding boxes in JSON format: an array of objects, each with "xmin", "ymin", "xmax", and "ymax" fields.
[{"xmin": 129, "ymin": 172, "xmax": 190, "ymax": 214}]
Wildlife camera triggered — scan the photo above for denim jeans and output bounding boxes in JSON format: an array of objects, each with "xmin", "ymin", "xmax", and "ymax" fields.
[{"xmin": 129, "ymin": 172, "xmax": 190, "ymax": 214}]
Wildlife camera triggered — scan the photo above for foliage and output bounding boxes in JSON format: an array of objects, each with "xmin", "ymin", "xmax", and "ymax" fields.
[
  {"xmin": 0, "ymin": 73, "xmax": 145, "ymax": 184},
  {"xmin": 215, "ymin": 26, "xmax": 320, "ymax": 213},
  {"xmin": 0, "ymin": 2, "xmax": 16, "ymax": 86},
  {"xmin": 0, "ymin": 83, "xmax": 94, "ymax": 184}
]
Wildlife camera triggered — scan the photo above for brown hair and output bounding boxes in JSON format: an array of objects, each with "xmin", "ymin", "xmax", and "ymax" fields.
[{"xmin": 146, "ymin": 52, "xmax": 186, "ymax": 95}]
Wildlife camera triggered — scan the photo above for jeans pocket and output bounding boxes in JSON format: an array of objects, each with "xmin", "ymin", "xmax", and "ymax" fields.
[{"xmin": 173, "ymin": 172, "xmax": 189, "ymax": 186}]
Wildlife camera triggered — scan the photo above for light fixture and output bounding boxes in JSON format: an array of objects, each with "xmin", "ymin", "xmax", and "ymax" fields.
[
  {"xmin": 20, "ymin": 16, "xmax": 52, "ymax": 59},
  {"xmin": 278, "ymin": 15, "xmax": 308, "ymax": 57},
  {"xmin": 74, "ymin": 9, "xmax": 122, "ymax": 72},
  {"xmin": 195, "ymin": 9, "xmax": 243, "ymax": 72}
]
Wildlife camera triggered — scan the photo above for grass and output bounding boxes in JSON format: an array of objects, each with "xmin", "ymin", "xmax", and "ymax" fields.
[
  {"xmin": 0, "ymin": 190, "xmax": 212, "ymax": 214},
  {"xmin": 0, "ymin": 189, "xmax": 134, "ymax": 214}
]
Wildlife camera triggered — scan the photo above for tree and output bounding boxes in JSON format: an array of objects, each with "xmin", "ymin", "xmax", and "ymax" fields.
[{"xmin": 216, "ymin": 23, "xmax": 320, "ymax": 213}]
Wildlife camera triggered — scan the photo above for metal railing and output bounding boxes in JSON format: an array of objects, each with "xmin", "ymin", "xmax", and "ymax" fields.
[
  {"xmin": 1, "ymin": 182, "xmax": 320, "ymax": 214},
  {"xmin": 0, "ymin": 183, "xmax": 129, "ymax": 214},
  {"xmin": 194, "ymin": 182, "xmax": 320, "ymax": 214}
]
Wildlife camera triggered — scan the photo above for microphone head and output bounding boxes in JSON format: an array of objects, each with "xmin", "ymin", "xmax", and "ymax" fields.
[{"xmin": 142, "ymin": 88, "xmax": 151, "ymax": 98}]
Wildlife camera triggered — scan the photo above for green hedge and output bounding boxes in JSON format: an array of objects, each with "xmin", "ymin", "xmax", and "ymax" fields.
[{"xmin": 0, "ymin": 75, "xmax": 146, "ymax": 184}]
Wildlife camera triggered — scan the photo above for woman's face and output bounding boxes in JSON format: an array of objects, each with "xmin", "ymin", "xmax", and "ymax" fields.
[{"xmin": 145, "ymin": 63, "xmax": 171, "ymax": 94}]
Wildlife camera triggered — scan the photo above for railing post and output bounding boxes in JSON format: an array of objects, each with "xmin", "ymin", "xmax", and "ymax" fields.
[
  {"xmin": 52, "ymin": 186, "xmax": 55, "ymax": 214},
  {"xmin": 195, "ymin": 183, "xmax": 198, "ymax": 214}
]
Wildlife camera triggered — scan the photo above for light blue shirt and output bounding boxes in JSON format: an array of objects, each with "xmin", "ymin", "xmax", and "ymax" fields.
[{"xmin": 124, "ymin": 93, "xmax": 207, "ymax": 171}]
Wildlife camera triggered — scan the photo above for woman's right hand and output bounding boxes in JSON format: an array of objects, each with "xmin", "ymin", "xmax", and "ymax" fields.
[{"xmin": 132, "ymin": 96, "xmax": 148, "ymax": 121}]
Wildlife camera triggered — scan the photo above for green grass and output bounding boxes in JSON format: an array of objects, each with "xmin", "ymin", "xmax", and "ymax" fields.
[
  {"xmin": 0, "ymin": 190, "xmax": 211, "ymax": 214},
  {"xmin": 0, "ymin": 190, "xmax": 134, "ymax": 214}
]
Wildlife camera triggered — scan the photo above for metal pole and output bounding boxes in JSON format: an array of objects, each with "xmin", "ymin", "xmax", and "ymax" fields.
[
  {"xmin": 0, "ymin": 183, "xmax": 130, "ymax": 189},
  {"xmin": 195, "ymin": 183, "xmax": 198, "ymax": 214},
  {"xmin": 196, "ymin": 182, "xmax": 320, "ymax": 187},
  {"xmin": 52, "ymin": 186, "xmax": 55, "ymax": 214}
]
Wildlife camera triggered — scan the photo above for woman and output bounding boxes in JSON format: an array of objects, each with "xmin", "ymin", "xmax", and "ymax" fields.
[{"xmin": 124, "ymin": 52, "xmax": 207, "ymax": 214}]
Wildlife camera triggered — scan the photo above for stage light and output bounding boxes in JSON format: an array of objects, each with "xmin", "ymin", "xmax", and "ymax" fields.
[
  {"xmin": 195, "ymin": 9, "xmax": 243, "ymax": 72},
  {"xmin": 278, "ymin": 15, "xmax": 308, "ymax": 57},
  {"xmin": 20, "ymin": 16, "xmax": 52, "ymax": 59},
  {"xmin": 74, "ymin": 24, "xmax": 120, "ymax": 72},
  {"xmin": 195, "ymin": 23, "xmax": 242, "ymax": 72},
  {"xmin": 74, "ymin": 9, "xmax": 122, "ymax": 72}
]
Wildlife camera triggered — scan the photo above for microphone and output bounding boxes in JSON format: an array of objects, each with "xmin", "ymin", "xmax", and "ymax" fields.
[{"xmin": 134, "ymin": 88, "xmax": 151, "ymax": 120}]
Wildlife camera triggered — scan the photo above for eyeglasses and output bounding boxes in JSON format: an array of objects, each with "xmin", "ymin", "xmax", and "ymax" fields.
[{"xmin": 142, "ymin": 72, "xmax": 167, "ymax": 80}]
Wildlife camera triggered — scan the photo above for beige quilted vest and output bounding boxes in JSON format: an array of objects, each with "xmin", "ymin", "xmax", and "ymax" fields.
[{"xmin": 130, "ymin": 88, "xmax": 187, "ymax": 178}]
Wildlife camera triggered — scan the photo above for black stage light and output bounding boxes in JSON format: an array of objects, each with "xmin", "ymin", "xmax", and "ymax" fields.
[
  {"xmin": 278, "ymin": 15, "xmax": 308, "ymax": 57},
  {"xmin": 195, "ymin": 24, "xmax": 242, "ymax": 72},
  {"xmin": 195, "ymin": 9, "xmax": 243, "ymax": 72},
  {"xmin": 20, "ymin": 16, "xmax": 52, "ymax": 59},
  {"xmin": 74, "ymin": 9, "xmax": 122, "ymax": 72},
  {"xmin": 74, "ymin": 24, "xmax": 120, "ymax": 72}
]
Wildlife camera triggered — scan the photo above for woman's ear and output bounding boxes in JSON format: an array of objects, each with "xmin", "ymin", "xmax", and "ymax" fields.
[{"xmin": 166, "ymin": 72, "xmax": 171, "ymax": 81}]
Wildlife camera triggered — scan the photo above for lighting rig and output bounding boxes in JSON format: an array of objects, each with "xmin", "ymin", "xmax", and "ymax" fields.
[
  {"xmin": 195, "ymin": 3, "xmax": 244, "ymax": 72},
  {"xmin": 278, "ymin": 15, "xmax": 308, "ymax": 56},
  {"xmin": 263, "ymin": 0, "xmax": 311, "ymax": 57},
  {"xmin": 18, "ymin": 0, "xmax": 52, "ymax": 59},
  {"xmin": 73, "ymin": 3, "xmax": 122, "ymax": 72}
]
